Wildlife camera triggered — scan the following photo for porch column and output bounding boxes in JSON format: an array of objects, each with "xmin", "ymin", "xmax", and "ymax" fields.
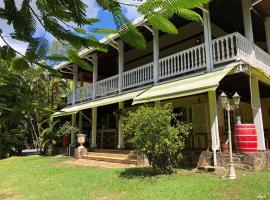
[
  {"xmin": 265, "ymin": 17, "xmax": 270, "ymax": 54},
  {"xmin": 241, "ymin": 0, "xmax": 254, "ymax": 43},
  {"xmin": 118, "ymin": 40, "xmax": 124, "ymax": 93},
  {"xmin": 71, "ymin": 113, "xmax": 77, "ymax": 147},
  {"xmin": 92, "ymin": 54, "xmax": 98, "ymax": 99},
  {"xmin": 72, "ymin": 65, "xmax": 78, "ymax": 105},
  {"xmin": 250, "ymin": 75, "xmax": 266, "ymax": 151},
  {"xmin": 79, "ymin": 112, "xmax": 82, "ymax": 132},
  {"xmin": 208, "ymin": 90, "xmax": 220, "ymax": 166},
  {"xmin": 203, "ymin": 5, "xmax": 214, "ymax": 72},
  {"xmin": 117, "ymin": 101, "xmax": 125, "ymax": 149},
  {"xmin": 155, "ymin": 100, "xmax": 161, "ymax": 107},
  {"xmin": 153, "ymin": 28, "xmax": 159, "ymax": 84},
  {"xmin": 91, "ymin": 107, "xmax": 97, "ymax": 148}
]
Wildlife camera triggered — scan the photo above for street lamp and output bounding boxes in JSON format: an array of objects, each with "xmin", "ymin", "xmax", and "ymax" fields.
[{"xmin": 219, "ymin": 92, "xmax": 241, "ymax": 180}]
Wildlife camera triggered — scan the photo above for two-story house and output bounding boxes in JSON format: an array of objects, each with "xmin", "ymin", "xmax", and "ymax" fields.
[{"xmin": 53, "ymin": 0, "xmax": 270, "ymax": 167}]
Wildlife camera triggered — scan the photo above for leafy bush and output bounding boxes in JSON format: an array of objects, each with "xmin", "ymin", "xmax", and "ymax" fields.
[
  {"xmin": 57, "ymin": 121, "xmax": 79, "ymax": 137},
  {"xmin": 123, "ymin": 104, "xmax": 192, "ymax": 173}
]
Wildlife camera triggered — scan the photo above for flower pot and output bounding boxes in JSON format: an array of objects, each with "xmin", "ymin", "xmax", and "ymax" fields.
[
  {"xmin": 222, "ymin": 143, "xmax": 229, "ymax": 154},
  {"xmin": 77, "ymin": 134, "xmax": 86, "ymax": 146},
  {"xmin": 62, "ymin": 135, "xmax": 70, "ymax": 147}
]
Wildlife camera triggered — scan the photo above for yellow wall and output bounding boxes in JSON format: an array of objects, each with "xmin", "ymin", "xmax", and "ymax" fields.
[{"xmin": 261, "ymin": 98, "xmax": 270, "ymax": 130}]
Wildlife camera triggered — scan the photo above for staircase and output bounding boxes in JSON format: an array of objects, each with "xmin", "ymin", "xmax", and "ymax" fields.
[{"xmin": 82, "ymin": 149, "xmax": 139, "ymax": 165}]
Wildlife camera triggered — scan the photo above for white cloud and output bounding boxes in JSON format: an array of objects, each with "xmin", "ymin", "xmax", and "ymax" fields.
[
  {"xmin": 122, "ymin": 5, "xmax": 140, "ymax": 21},
  {"xmin": 0, "ymin": 0, "xmax": 101, "ymax": 55},
  {"xmin": 84, "ymin": 0, "xmax": 100, "ymax": 18},
  {"xmin": 0, "ymin": 0, "xmax": 42, "ymax": 55}
]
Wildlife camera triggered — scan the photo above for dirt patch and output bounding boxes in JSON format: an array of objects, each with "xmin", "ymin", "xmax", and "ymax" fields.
[
  {"xmin": 0, "ymin": 193, "xmax": 19, "ymax": 200},
  {"xmin": 64, "ymin": 159, "xmax": 136, "ymax": 169}
]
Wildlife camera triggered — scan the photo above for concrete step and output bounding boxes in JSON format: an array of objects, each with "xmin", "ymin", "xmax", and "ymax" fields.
[
  {"xmin": 82, "ymin": 154, "xmax": 137, "ymax": 164},
  {"xmin": 86, "ymin": 152, "xmax": 137, "ymax": 160},
  {"xmin": 89, "ymin": 149, "xmax": 136, "ymax": 155}
]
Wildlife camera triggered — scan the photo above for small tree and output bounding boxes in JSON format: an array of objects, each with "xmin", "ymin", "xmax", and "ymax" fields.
[
  {"xmin": 57, "ymin": 121, "xmax": 80, "ymax": 137},
  {"xmin": 123, "ymin": 104, "xmax": 192, "ymax": 173}
]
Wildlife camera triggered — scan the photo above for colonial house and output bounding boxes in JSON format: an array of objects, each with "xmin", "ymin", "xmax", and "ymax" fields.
[{"xmin": 53, "ymin": 0, "xmax": 270, "ymax": 168}]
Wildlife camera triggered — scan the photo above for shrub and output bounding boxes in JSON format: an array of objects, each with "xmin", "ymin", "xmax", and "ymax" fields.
[
  {"xmin": 123, "ymin": 104, "xmax": 192, "ymax": 173},
  {"xmin": 57, "ymin": 121, "xmax": 79, "ymax": 137}
]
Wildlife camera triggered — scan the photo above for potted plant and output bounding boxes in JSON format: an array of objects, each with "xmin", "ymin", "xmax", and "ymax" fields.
[
  {"xmin": 57, "ymin": 122, "xmax": 79, "ymax": 148},
  {"xmin": 221, "ymin": 135, "xmax": 229, "ymax": 154}
]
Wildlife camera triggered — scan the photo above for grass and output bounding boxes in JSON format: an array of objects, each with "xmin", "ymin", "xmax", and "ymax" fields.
[{"xmin": 0, "ymin": 156, "xmax": 270, "ymax": 200}]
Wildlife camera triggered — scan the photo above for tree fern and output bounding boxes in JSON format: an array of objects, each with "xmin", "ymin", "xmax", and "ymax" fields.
[{"xmin": 0, "ymin": 0, "xmax": 209, "ymax": 71}]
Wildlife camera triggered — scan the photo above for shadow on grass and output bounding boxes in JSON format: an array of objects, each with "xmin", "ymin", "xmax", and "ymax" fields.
[
  {"xmin": 119, "ymin": 167, "xmax": 161, "ymax": 179},
  {"xmin": 119, "ymin": 165, "xmax": 199, "ymax": 179}
]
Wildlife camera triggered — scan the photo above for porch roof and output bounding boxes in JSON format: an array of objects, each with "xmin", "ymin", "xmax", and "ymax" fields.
[
  {"xmin": 52, "ymin": 89, "xmax": 147, "ymax": 118},
  {"xmin": 132, "ymin": 64, "xmax": 237, "ymax": 105}
]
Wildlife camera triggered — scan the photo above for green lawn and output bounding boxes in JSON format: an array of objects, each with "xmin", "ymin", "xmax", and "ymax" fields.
[{"xmin": 0, "ymin": 156, "xmax": 269, "ymax": 200}]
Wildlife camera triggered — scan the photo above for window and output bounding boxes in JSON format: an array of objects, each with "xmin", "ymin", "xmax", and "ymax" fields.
[{"xmin": 174, "ymin": 107, "xmax": 192, "ymax": 123}]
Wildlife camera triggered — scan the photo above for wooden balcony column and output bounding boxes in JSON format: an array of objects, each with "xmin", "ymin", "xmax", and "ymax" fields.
[
  {"xmin": 242, "ymin": 0, "xmax": 254, "ymax": 43},
  {"xmin": 250, "ymin": 75, "xmax": 266, "ymax": 151},
  {"xmin": 202, "ymin": 5, "xmax": 214, "ymax": 72},
  {"xmin": 117, "ymin": 40, "xmax": 124, "ymax": 93},
  {"xmin": 71, "ymin": 113, "xmax": 77, "ymax": 147},
  {"xmin": 117, "ymin": 101, "xmax": 125, "ymax": 149},
  {"xmin": 144, "ymin": 25, "xmax": 159, "ymax": 84},
  {"xmin": 242, "ymin": 0, "xmax": 256, "ymax": 63},
  {"xmin": 208, "ymin": 90, "xmax": 220, "ymax": 166},
  {"xmin": 92, "ymin": 53, "xmax": 98, "ymax": 99},
  {"xmin": 72, "ymin": 65, "xmax": 78, "ymax": 105},
  {"xmin": 91, "ymin": 107, "xmax": 98, "ymax": 148},
  {"xmin": 265, "ymin": 17, "xmax": 270, "ymax": 54},
  {"xmin": 153, "ymin": 28, "xmax": 159, "ymax": 84}
]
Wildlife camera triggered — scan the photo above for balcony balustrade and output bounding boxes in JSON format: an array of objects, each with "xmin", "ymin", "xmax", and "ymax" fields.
[{"xmin": 67, "ymin": 32, "xmax": 270, "ymax": 105}]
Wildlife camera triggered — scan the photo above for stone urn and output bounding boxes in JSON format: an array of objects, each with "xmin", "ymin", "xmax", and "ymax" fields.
[
  {"xmin": 75, "ymin": 134, "xmax": 87, "ymax": 159},
  {"xmin": 77, "ymin": 134, "xmax": 86, "ymax": 146}
]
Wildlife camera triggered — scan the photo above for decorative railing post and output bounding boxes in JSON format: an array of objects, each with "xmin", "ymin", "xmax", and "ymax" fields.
[
  {"xmin": 203, "ymin": 5, "xmax": 214, "ymax": 72},
  {"xmin": 72, "ymin": 65, "xmax": 78, "ymax": 105},
  {"xmin": 118, "ymin": 40, "xmax": 124, "ymax": 93},
  {"xmin": 265, "ymin": 17, "xmax": 270, "ymax": 54},
  {"xmin": 92, "ymin": 53, "xmax": 98, "ymax": 99},
  {"xmin": 241, "ymin": 0, "xmax": 255, "ymax": 65},
  {"xmin": 153, "ymin": 28, "xmax": 159, "ymax": 83}
]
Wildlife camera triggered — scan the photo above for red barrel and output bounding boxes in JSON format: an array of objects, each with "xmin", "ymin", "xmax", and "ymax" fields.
[{"xmin": 234, "ymin": 124, "xmax": 258, "ymax": 153}]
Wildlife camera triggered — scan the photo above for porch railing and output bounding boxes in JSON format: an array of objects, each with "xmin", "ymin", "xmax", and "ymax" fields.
[
  {"xmin": 75, "ymin": 84, "xmax": 93, "ymax": 103},
  {"xmin": 67, "ymin": 32, "xmax": 270, "ymax": 104},
  {"xmin": 96, "ymin": 75, "xmax": 119, "ymax": 97},
  {"xmin": 159, "ymin": 43, "xmax": 206, "ymax": 80},
  {"xmin": 123, "ymin": 62, "xmax": 154, "ymax": 89}
]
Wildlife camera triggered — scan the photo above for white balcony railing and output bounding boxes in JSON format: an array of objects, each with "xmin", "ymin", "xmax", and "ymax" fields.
[
  {"xmin": 67, "ymin": 32, "xmax": 270, "ymax": 104},
  {"xmin": 96, "ymin": 75, "xmax": 119, "ymax": 97},
  {"xmin": 159, "ymin": 43, "xmax": 206, "ymax": 80},
  {"xmin": 123, "ymin": 62, "xmax": 154, "ymax": 89},
  {"xmin": 67, "ymin": 92, "xmax": 73, "ymax": 105},
  {"xmin": 75, "ymin": 84, "xmax": 93, "ymax": 103}
]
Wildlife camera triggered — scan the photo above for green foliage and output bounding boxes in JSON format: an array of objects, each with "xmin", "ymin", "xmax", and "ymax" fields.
[
  {"xmin": 39, "ymin": 118, "xmax": 60, "ymax": 155},
  {"xmin": 0, "ymin": 45, "xmax": 68, "ymax": 158},
  {"xmin": 123, "ymin": 104, "xmax": 192, "ymax": 173},
  {"xmin": 57, "ymin": 121, "xmax": 80, "ymax": 137},
  {"xmin": 0, "ymin": 0, "xmax": 209, "ymax": 70}
]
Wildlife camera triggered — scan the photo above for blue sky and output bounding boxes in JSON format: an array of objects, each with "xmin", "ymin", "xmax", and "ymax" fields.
[{"xmin": 0, "ymin": 0, "xmax": 140, "ymax": 54}]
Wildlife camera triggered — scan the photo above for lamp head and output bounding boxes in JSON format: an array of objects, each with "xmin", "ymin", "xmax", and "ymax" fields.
[
  {"xmin": 233, "ymin": 92, "xmax": 241, "ymax": 108},
  {"xmin": 220, "ymin": 92, "xmax": 228, "ymax": 108}
]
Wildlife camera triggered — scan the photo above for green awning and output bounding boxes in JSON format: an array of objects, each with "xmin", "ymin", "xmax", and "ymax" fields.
[
  {"xmin": 250, "ymin": 66, "xmax": 270, "ymax": 85},
  {"xmin": 132, "ymin": 66, "xmax": 236, "ymax": 105},
  {"xmin": 51, "ymin": 111, "xmax": 77, "ymax": 118},
  {"xmin": 52, "ymin": 89, "xmax": 146, "ymax": 118}
]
